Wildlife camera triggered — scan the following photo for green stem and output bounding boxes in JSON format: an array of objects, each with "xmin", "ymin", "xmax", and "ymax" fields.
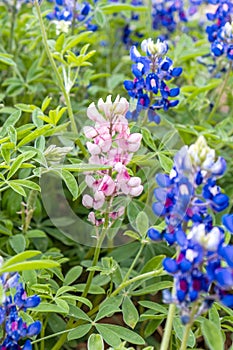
[
  {"xmin": 179, "ymin": 302, "xmax": 198, "ymax": 350},
  {"xmin": 111, "ymin": 269, "xmax": 163, "ymax": 297},
  {"xmin": 179, "ymin": 322, "xmax": 192, "ymax": 350},
  {"xmin": 160, "ymin": 303, "xmax": 176, "ymax": 350},
  {"xmin": 79, "ymin": 226, "xmax": 108, "ymax": 300},
  {"xmin": 51, "ymin": 209, "xmax": 110, "ymax": 350},
  {"xmin": 32, "ymin": 328, "xmax": 72, "ymax": 345},
  {"xmin": 122, "ymin": 242, "xmax": 145, "ymax": 283},
  {"xmin": 208, "ymin": 61, "xmax": 232, "ymax": 122},
  {"xmin": 71, "ymin": 0, "xmax": 77, "ymax": 35},
  {"xmin": 34, "ymin": 1, "xmax": 77, "ymax": 135},
  {"xmin": 9, "ymin": 0, "xmax": 17, "ymax": 53}
]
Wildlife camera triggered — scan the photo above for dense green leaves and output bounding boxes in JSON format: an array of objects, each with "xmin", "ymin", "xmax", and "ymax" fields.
[{"xmin": 201, "ymin": 319, "xmax": 224, "ymax": 350}]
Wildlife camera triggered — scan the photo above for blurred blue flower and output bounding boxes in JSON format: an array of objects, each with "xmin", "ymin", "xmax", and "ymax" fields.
[
  {"xmin": 0, "ymin": 269, "xmax": 41, "ymax": 349},
  {"xmin": 206, "ymin": 0, "xmax": 233, "ymax": 60}
]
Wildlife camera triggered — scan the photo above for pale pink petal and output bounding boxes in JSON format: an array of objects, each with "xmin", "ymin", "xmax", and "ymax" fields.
[
  {"xmin": 86, "ymin": 142, "xmax": 101, "ymax": 155},
  {"xmin": 127, "ymin": 133, "xmax": 142, "ymax": 152},
  {"xmin": 87, "ymin": 102, "xmax": 105, "ymax": 123},
  {"xmin": 82, "ymin": 194, "xmax": 93, "ymax": 208},
  {"xmin": 83, "ymin": 126, "xmax": 98, "ymax": 139},
  {"xmin": 93, "ymin": 191, "xmax": 105, "ymax": 210},
  {"xmin": 120, "ymin": 182, "xmax": 130, "ymax": 195},
  {"xmin": 129, "ymin": 185, "xmax": 143, "ymax": 197},
  {"xmin": 127, "ymin": 177, "xmax": 141, "ymax": 187}
]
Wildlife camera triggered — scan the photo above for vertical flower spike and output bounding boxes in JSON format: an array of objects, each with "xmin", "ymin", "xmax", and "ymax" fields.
[
  {"xmin": 46, "ymin": 0, "xmax": 97, "ymax": 34},
  {"xmin": 82, "ymin": 95, "xmax": 143, "ymax": 227},
  {"xmin": 148, "ymin": 136, "xmax": 233, "ymax": 323},
  {"xmin": 0, "ymin": 268, "xmax": 41, "ymax": 349},
  {"xmin": 205, "ymin": 0, "xmax": 233, "ymax": 60},
  {"xmin": 124, "ymin": 38, "xmax": 182, "ymax": 122}
]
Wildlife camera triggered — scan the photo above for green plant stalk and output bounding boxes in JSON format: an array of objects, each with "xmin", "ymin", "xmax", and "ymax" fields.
[
  {"xmin": 71, "ymin": 0, "xmax": 77, "ymax": 35},
  {"xmin": 9, "ymin": 0, "xmax": 17, "ymax": 52},
  {"xmin": 23, "ymin": 190, "xmax": 38, "ymax": 233},
  {"xmin": 34, "ymin": 1, "xmax": 87, "ymax": 157},
  {"xmin": 34, "ymin": 1, "xmax": 76, "ymax": 133},
  {"xmin": 51, "ymin": 206, "xmax": 111, "ymax": 350},
  {"xmin": 208, "ymin": 61, "xmax": 233, "ymax": 122},
  {"xmin": 80, "ymin": 226, "xmax": 108, "ymax": 300},
  {"xmin": 40, "ymin": 315, "xmax": 49, "ymax": 350},
  {"xmin": 179, "ymin": 302, "xmax": 198, "ymax": 350},
  {"xmin": 122, "ymin": 242, "xmax": 145, "ymax": 283},
  {"xmin": 111, "ymin": 268, "xmax": 163, "ymax": 297},
  {"xmin": 160, "ymin": 303, "xmax": 176, "ymax": 350}
]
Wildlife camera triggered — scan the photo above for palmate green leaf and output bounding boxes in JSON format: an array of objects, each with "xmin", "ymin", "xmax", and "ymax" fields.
[
  {"xmin": 141, "ymin": 127, "xmax": 157, "ymax": 151},
  {"xmin": 62, "ymin": 32, "xmax": 93, "ymax": 53},
  {"xmin": 122, "ymin": 296, "xmax": 139, "ymax": 329},
  {"xmin": 0, "ymin": 260, "xmax": 59, "ymax": 273},
  {"xmin": 69, "ymin": 305, "xmax": 92, "ymax": 322},
  {"xmin": 61, "ymin": 169, "xmax": 79, "ymax": 200},
  {"xmin": 138, "ymin": 301, "xmax": 167, "ymax": 314},
  {"xmin": 208, "ymin": 304, "xmax": 220, "ymax": 329},
  {"xmin": 0, "ymin": 53, "xmax": 16, "ymax": 66},
  {"xmin": 94, "ymin": 8, "xmax": 106, "ymax": 27},
  {"xmin": 55, "ymin": 286, "xmax": 77, "ymax": 297},
  {"xmin": 158, "ymin": 153, "xmax": 173, "ymax": 172},
  {"xmin": 41, "ymin": 96, "xmax": 52, "ymax": 112},
  {"xmin": 201, "ymin": 319, "xmax": 224, "ymax": 350},
  {"xmin": 73, "ymin": 283, "xmax": 105, "ymax": 295},
  {"xmin": 131, "ymin": 281, "xmax": 173, "ymax": 296},
  {"xmin": 7, "ymin": 151, "xmax": 36, "ymax": 179},
  {"xmin": 54, "ymin": 163, "xmax": 111, "ymax": 172},
  {"xmin": 17, "ymin": 125, "xmax": 51, "ymax": 147},
  {"xmin": 63, "ymin": 266, "xmax": 83, "ymax": 285},
  {"xmin": 55, "ymin": 33, "xmax": 65, "ymax": 52},
  {"xmin": 95, "ymin": 304, "xmax": 121, "ymax": 322},
  {"xmin": 3, "ymin": 250, "xmax": 41, "ymax": 268},
  {"xmin": 0, "ymin": 223, "xmax": 12, "ymax": 236},
  {"xmin": 26, "ymin": 230, "xmax": 46, "ymax": 239},
  {"xmin": 34, "ymin": 302, "xmax": 68, "ymax": 314},
  {"xmin": 1, "ymin": 110, "xmax": 21, "ymax": 137},
  {"xmin": 106, "ymin": 324, "xmax": 145, "ymax": 345},
  {"xmin": 7, "ymin": 182, "xmax": 26, "ymax": 196},
  {"xmin": 100, "ymin": 3, "xmax": 146, "ymax": 14},
  {"xmin": 88, "ymin": 334, "xmax": 104, "ymax": 350},
  {"xmin": 173, "ymin": 317, "xmax": 196, "ymax": 348},
  {"xmin": 15, "ymin": 104, "xmax": 36, "ymax": 113},
  {"xmin": 136, "ymin": 211, "xmax": 149, "ymax": 236},
  {"xmin": 54, "ymin": 297, "xmax": 69, "ymax": 313},
  {"xmin": 68, "ymin": 324, "xmax": 92, "ymax": 341},
  {"xmin": 95, "ymin": 324, "xmax": 121, "ymax": 348},
  {"xmin": 9, "ymin": 234, "xmax": 26, "ymax": 253},
  {"xmin": 9, "ymin": 180, "xmax": 41, "ymax": 191},
  {"xmin": 140, "ymin": 255, "xmax": 165, "ymax": 274}
]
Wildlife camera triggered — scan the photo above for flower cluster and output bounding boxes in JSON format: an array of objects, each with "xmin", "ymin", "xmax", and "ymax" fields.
[
  {"xmin": 0, "ymin": 265, "xmax": 41, "ymax": 349},
  {"xmin": 46, "ymin": 0, "xmax": 97, "ymax": 35},
  {"xmin": 151, "ymin": 0, "xmax": 188, "ymax": 32},
  {"xmin": 148, "ymin": 136, "xmax": 233, "ymax": 323},
  {"xmin": 206, "ymin": 0, "xmax": 233, "ymax": 60},
  {"xmin": 82, "ymin": 95, "xmax": 143, "ymax": 226},
  {"xmin": 124, "ymin": 38, "xmax": 182, "ymax": 122}
]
